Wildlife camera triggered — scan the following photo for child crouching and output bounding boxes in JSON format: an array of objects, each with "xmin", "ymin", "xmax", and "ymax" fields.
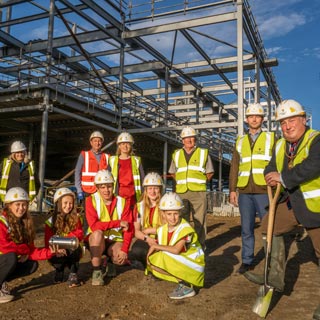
[
  {"xmin": 45, "ymin": 187, "xmax": 83, "ymax": 287},
  {"xmin": 0, "ymin": 188, "xmax": 65, "ymax": 303},
  {"xmin": 146, "ymin": 192, "xmax": 205, "ymax": 299}
]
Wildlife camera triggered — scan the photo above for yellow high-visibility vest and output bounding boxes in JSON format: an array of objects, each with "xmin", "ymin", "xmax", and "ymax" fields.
[
  {"xmin": 173, "ymin": 147, "xmax": 208, "ymax": 193},
  {"xmin": 87, "ymin": 193, "xmax": 126, "ymax": 241},
  {"xmin": 275, "ymin": 129, "xmax": 320, "ymax": 213},
  {"xmin": 0, "ymin": 159, "xmax": 36, "ymax": 201},
  {"xmin": 236, "ymin": 132, "xmax": 274, "ymax": 187},
  {"xmin": 109, "ymin": 156, "xmax": 142, "ymax": 200},
  {"xmin": 147, "ymin": 218, "xmax": 205, "ymax": 287}
]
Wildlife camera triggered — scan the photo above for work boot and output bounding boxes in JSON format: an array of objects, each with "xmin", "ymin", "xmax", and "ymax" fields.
[
  {"xmin": 244, "ymin": 235, "xmax": 286, "ymax": 292},
  {"xmin": 313, "ymin": 304, "xmax": 320, "ymax": 320}
]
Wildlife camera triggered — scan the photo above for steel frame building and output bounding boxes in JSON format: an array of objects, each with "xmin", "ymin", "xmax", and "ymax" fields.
[{"xmin": 0, "ymin": 0, "xmax": 282, "ymax": 205}]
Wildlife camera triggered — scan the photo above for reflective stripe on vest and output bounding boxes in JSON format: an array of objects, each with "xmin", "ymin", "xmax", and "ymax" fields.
[
  {"xmin": 81, "ymin": 151, "xmax": 109, "ymax": 193},
  {"xmin": 276, "ymin": 129, "xmax": 320, "ymax": 213},
  {"xmin": 150, "ymin": 218, "xmax": 205, "ymax": 287},
  {"xmin": 87, "ymin": 193, "xmax": 125, "ymax": 241},
  {"xmin": 0, "ymin": 159, "xmax": 36, "ymax": 201},
  {"xmin": 236, "ymin": 132, "xmax": 274, "ymax": 187},
  {"xmin": 136, "ymin": 201, "xmax": 161, "ymax": 237},
  {"xmin": 173, "ymin": 148, "xmax": 208, "ymax": 193},
  {"xmin": 109, "ymin": 156, "xmax": 142, "ymax": 200}
]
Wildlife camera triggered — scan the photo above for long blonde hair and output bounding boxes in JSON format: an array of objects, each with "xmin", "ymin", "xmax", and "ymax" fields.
[
  {"xmin": 116, "ymin": 144, "xmax": 133, "ymax": 156},
  {"xmin": 141, "ymin": 186, "xmax": 163, "ymax": 229}
]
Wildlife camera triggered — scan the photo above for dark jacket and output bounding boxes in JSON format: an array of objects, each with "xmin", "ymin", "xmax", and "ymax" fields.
[
  {"xmin": 264, "ymin": 128, "xmax": 320, "ymax": 228},
  {"xmin": 0, "ymin": 156, "xmax": 40, "ymax": 195}
]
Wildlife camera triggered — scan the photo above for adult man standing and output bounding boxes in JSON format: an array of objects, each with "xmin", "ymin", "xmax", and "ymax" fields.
[
  {"xmin": 244, "ymin": 100, "xmax": 320, "ymax": 319},
  {"xmin": 74, "ymin": 131, "xmax": 109, "ymax": 202},
  {"xmin": 0, "ymin": 141, "xmax": 39, "ymax": 204},
  {"xmin": 168, "ymin": 126, "xmax": 214, "ymax": 248},
  {"xmin": 229, "ymin": 103, "xmax": 275, "ymax": 274}
]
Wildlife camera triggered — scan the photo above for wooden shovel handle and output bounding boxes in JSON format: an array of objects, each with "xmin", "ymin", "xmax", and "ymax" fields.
[{"xmin": 266, "ymin": 183, "xmax": 281, "ymax": 251}]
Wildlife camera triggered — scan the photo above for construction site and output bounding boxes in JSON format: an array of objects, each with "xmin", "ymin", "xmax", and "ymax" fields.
[{"xmin": 0, "ymin": 1, "xmax": 318, "ymax": 319}]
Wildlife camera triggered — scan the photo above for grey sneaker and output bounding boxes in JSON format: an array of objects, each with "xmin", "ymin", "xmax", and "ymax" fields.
[
  {"xmin": 0, "ymin": 288, "xmax": 14, "ymax": 304},
  {"xmin": 1, "ymin": 282, "xmax": 10, "ymax": 295},
  {"xmin": 168, "ymin": 283, "xmax": 196, "ymax": 300},
  {"xmin": 67, "ymin": 273, "xmax": 81, "ymax": 288},
  {"xmin": 91, "ymin": 270, "xmax": 104, "ymax": 286}
]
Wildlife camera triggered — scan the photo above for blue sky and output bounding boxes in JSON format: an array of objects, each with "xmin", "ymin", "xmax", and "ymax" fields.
[
  {"xmin": 5, "ymin": 0, "xmax": 319, "ymax": 129},
  {"xmin": 251, "ymin": 0, "xmax": 320, "ymax": 129}
]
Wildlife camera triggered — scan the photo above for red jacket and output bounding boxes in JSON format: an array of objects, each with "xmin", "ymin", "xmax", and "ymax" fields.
[
  {"xmin": 85, "ymin": 195, "xmax": 133, "ymax": 253},
  {"xmin": 0, "ymin": 214, "xmax": 53, "ymax": 260}
]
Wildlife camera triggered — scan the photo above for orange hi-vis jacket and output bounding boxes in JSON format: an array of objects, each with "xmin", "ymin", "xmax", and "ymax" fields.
[{"xmin": 81, "ymin": 150, "xmax": 109, "ymax": 194}]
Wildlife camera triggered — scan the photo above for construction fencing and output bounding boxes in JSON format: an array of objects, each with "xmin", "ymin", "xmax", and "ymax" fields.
[{"xmin": 207, "ymin": 191, "xmax": 240, "ymax": 217}]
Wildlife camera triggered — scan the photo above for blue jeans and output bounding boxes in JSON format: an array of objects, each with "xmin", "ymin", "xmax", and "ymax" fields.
[{"xmin": 238, "ymin": 193, "xmax": 269, "ymax": 265}]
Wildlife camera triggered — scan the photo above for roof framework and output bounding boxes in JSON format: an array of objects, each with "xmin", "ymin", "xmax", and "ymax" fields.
[{"xmin": 0, "ymin": 0, "xmax": 282, "ymax": 194}]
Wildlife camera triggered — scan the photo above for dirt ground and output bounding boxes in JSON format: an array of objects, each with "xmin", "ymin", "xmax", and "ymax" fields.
[{"xmin": 1, "ymin": 214, "xmax": 319, "ymax": 320}]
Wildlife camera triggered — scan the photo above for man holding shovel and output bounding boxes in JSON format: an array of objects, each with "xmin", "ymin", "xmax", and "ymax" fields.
[{"xmin": 244, "ymin": 99, "xmax": 320, "ymax": 319}]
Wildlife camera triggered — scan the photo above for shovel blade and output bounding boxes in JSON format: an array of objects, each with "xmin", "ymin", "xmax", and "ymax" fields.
[{"xmin": 252, "ymin": 285, "xmax": 274, "ymax": 318}]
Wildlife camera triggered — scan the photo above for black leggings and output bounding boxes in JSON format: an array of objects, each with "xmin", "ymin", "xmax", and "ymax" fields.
[
  {"xmin": 0, "ymin": 252, "xmax": 38, "ymax": 286},
  {"xmin": 128, "ymin": 239, "xmax": 149, "ymax": 268},
  {"xmin": 49, "ymin": 246, "xmax": 82, "ymax": 273}
]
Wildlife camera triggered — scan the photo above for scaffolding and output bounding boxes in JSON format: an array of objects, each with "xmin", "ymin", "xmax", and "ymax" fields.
[{"xmin": 0, "ymin": 0, "xmax": 285, "ymax": 207}]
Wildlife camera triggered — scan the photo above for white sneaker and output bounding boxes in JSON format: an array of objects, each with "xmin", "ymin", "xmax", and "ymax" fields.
[{"xmin": 0, "ymin": 287, "xmax": 14, "ymax": 303}]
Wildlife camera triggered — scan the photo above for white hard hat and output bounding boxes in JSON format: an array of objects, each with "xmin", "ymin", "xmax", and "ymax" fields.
[
  {"xmin": 53, "ymin": 187, "xmax": 75, "ymax": 203},
  {"xmin": 11, "ymin": 141, "xmax": 27, "ymax": 153},
  {"xmin": 90, "ymin": 131, "xmax": 104, "ymax": 142},
  {"xmin": 117, "ymin": 132, "xmax": 134, "ymax": 144},
  {"xmin": 159, "ymin": 192, "xmax": 184, "ymax": 210},
  {"xmin": 4, "ymin": 187, "xmax": 29, "ymax": 203},
  {"xmin": 143, "ymin": 172, "xmax": 163, "ymax": 187},
  {"xmin": 275, "ymin": 99, "xmax": 305, "ymax": 121},
  {"xmin": 94, "ymin": 169, "xmax": 114, "ymax": 185},
  {"xmin": 180, "ymin": 126, "xmax": 196, "ymax": 139},
  {"xmin": 245, "ymin": 103, "xmax": 264, "ymax": 117}
]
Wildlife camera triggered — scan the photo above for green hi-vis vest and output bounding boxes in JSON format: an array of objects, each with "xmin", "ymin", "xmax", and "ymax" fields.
[
  {"xmin": 87, "ymin": 193, "xmax": 126, "ymax": 241},
  {"xmin": 147, "ymin": 218, "xmax": 205, "ymax": 287},
  {"xmin": 109, "ymin": 156, "xmax": 142, "ymax": 200},
  {"xmin": 173, "ymin": 147, "xmax": 208, "ymax": 193},
  {"xmin": 275, "ymin": 129, "xmax": 320, "ymax": 213},
  {"xmin": 136, "ymin": 201, "xmax": 161, "ymax": 238},
  {"xmin": 236, "ymin": 132, "xmax": 275, "ymax": 187},
  {"xmin": 0, "ymin": 159, "xmax": 36, "ymax": 202}
]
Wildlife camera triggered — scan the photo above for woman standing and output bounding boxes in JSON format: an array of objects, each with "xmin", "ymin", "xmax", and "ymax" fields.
[{"xmin": 109, "ymin": 132, "xmax": 144, "ymax": 210}]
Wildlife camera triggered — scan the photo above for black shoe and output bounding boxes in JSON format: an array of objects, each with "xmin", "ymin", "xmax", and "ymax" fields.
[
  {"xmin": 243, "ymin": 271, "xmax": 264, "ymax": 285},
  {"xmin": 54, "ymin": 269, "xmax": 64, "ymax": 283},
  {"xmin": 236, "ymin": 263, "xmax": 254, "ymax": 275}
]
